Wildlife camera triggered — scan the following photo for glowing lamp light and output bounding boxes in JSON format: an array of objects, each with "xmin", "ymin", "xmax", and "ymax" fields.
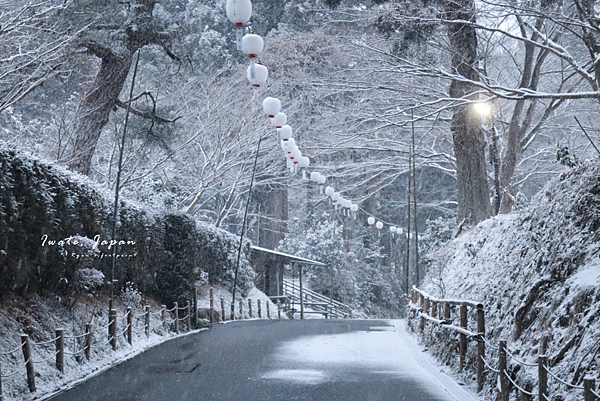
[
  {"xmin": 397, "ymin": 227, "xmax": 403, "ymax": 235},
  {"xmin": 474, "ymin": 102, "xmax": 491, "ymax": 116},
  {"xmin": 242, "ymin": 33, "xmax": 263, "ymax": 57},
  {"xmin": 325, "ymin": 186, "xmax": 334, "ymax": 197},
  {"xmin": 263, "ymin": 97, "xmax": 281, "ymax": 118},
  {"xmin": 271, "ymin": 113, "xmax": 287, "ymax": 129},
  {"xmin": 376, "ymin": 221, "xmax": 383, "ymax": 230},
  {"xmin": 279, "ymin": 125, "xmax": 292, "ymax": 141},
  {"xmin": 390, "ymin": 226, "xmax": 397, "ymax": 233},
  {"xmin": 226, "ymin": 0, "xmax": 252, "ymax": 26},
  {"xmin": 246, "ymin": 62, "xmax": 268, "ymax": 87},
  {"xmin": 367, "ymin": 217, "xmax": 375, "ymax": 226}
]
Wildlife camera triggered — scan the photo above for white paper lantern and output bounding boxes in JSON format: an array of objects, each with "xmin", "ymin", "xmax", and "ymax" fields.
[
  {"xmin": 376, "ymin": 221, "xmax": 383, "ymax": 230},
  {"xmin": 317, "ymin": 174, "xmax": 326, "ymax": 185},
  {"xmin": 343, "ymin": 199, "xmax": 351, "ymax": 209},
  {"xmin": 350, "ymin": 203, "xmax": 358, "ymax": 219},
  {"xmin": 299, "ymin": 156, "xmax": 310, "ymax": 168},
  {"xmin": 284, "ymin": 138, "xmax": 295, "ymax": 152},
  {"xmin": 263, "ymin": 97, "xmax": 281, "ymax": 117},
  {"xmin": 271, "ymin": 113, "xmax": 287, "ymax": 129},
  {"xmin": 310, "ymin": 172, "xmax": 319, "ymax": 183},
  {"xmin": 397, "ymin": 227, "xmax": 403, "ymax": 235},
  {"xmin": 246, "ymin": 62, "xmax": 268, "ymax": 87},
  {"xmin": 367, "ymin": 216, "xmax": 375, "ymax": 226},
  {"xmin": 390, "ymin": 226, "xmax": 397, "ymax": 233},
  {"xmin": 242, "ymin": 33, "xmax": 263, "ymax": 57},
  {"xmin": 325, "ymin": 186, "xmax": 334, "ymax": 197},
  {"xmin": 279, "ymin": 125, "xmax": 292, "ymax": 141},
  {"xmin": 290, "ymin": 147, "xmax": 302, "ymax": 160},
  {"xmin": 226, "ymin": 0, "xmax": 252, "ymax": 26},
  {"xmin": 331, "ymin": 192, "xmax": 340, "ymax": 202}
]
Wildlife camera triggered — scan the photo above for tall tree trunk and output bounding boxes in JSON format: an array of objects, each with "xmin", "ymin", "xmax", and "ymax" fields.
[
  {"xmin": 444, "ymin": 0, "xmax": 491, "ymax": 225},
  {"xmin": 68, "ymin": 0, "xmax": 165, "ymax": 175}
]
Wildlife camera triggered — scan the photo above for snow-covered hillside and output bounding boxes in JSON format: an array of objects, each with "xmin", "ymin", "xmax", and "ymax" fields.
[{"xmin": 419, "ymin": 161, "xmax": 600, "ymax": 401}]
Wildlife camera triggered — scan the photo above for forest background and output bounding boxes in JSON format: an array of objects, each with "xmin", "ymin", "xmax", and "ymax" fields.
[{"xmin": 2, "ymin": 0, "xmax": 599, "ymax": 316}]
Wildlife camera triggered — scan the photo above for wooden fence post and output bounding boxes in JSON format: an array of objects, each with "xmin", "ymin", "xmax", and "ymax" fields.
[
  {"xmin": 267, "ymin": 302, "xmax": 270, "ymax": 319},
  {"xmin": 278, "ymin": 302, "xmax": 281, "ymax": 319},
  {"xmin": 419, "ymin": 296, "xmax": 427, "ymax": 332},
  {"xmin": 161, "ymin": 305, "xmax": 167, "ymax": 332},
  {"xmin": 499, "ymin": 340, "xmax": 509, "ymax": 401},
  {"xmin": 583, "ymin": 377, "xmax": 596, "ymax": 401},
  {"xmin": 538, "ymin": 355, "xmax": 548, "ymax": 401},
  {"xmin": 126, "ymin": 307, "xmax": 132, "ymax": 345},
  {"xmin": 174, "ymin": 302, "xmax": 179, "ymax": 334},
  {"xmin": 444, "ymin": 302, "xmax": 450, "ymax": 320},
  {"xmin": 231, "ymin": 302, "xmax": 235, "ymax": 321},
  {"xmin": 194, "ymin": 289, "xmax": 199, "ymax": 327},
  {"xmin": 84, "ymin": 323, "xmax": 91, "ymax": 360},
  {"xmin": 477, "ymin": 304, "xmax": 485, "ymax": 393},
  {"xmin": 248, "ymin": 299, "xmax": 253, "ymax": 318},
  {"xmin": 459, "ymin": 302, "xmax": 467, "ymax": 372},
  {"xmin": 431, "ymin": 301, "xmax": 437, "ymax": 318},
  {"xmin": 239, "ymin": 299, "xmax": 243, "ymax": 319},
  {"xmin": 221, "ymin": 299, "xmax": 225, "ymax": 321},
  {"xmin": 186, "ymin": 301, "xmax": 191, "ymax": 330},
  {"xmin": 258, "ymin": 300, "xmax": 262, "ymax": 319},
  {"xmin": 109, "ymin": 309, "xmax": 117, "ymax": 350},
  {"xmin": 145, "ymin": 305, "xmax": 150, "ymax": 337},
  {"xmin": 209, "ymin": 288, "xmax": 214, "ymax": 324},
  {"xmin": 55, "ymin": 329, "xmax": 64, "ymax": 373},
  {"xmin": 21, "ymin": 334, "xmax": 35, "ymax": 392}
]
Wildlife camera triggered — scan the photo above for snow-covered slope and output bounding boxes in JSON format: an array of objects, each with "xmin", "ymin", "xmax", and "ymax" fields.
[{"xmin": 419, "ymin": 161, "xmax": 600, "ymax": 401}]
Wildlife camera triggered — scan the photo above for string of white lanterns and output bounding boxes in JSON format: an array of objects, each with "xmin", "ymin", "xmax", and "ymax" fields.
[{"xmin": 225, "ymin": 0, "xmax": 405, "ymax": 234}]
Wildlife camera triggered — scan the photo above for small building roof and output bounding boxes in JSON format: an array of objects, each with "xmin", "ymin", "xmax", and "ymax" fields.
[{"xmin": 250, "ymin": 246, "xmax": 326, "ymax": 266}]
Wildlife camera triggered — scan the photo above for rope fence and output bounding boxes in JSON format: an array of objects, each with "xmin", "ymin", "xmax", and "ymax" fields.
[
  {"xmin": 0, "ymin": 290, "xmax": 282, "ymax": 398},
  {"xmin": 408, "ymin": 286, "xmax": 600, "ymax": 401}
]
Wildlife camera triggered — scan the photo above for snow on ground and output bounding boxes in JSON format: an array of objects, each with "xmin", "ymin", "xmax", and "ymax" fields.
[
  {"xmin": 261, "ymin": 319, "xmax": 479, "ymax": 401},
  {"xmin": 419, "ymin": 161, "xmax": 600, "ymax": 400}
]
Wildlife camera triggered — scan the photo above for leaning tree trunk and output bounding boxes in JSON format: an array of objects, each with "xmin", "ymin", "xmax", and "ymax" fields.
[
  {"xmin": 68, "ymin": 0, "xmax": 165, "ymax": 175},
  {"xmin": 444, "ymin": 0, "xmax": 491, "ymax": 225}
]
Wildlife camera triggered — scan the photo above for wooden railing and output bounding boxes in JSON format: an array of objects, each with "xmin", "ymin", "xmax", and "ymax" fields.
[{"xmin": 408, "ymin": 286, "xmax": 600, "ymax": 401}]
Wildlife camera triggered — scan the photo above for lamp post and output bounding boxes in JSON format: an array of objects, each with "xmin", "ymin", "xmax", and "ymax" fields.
[{"xmin": 474, "ymin": 101, "xmax": 501, "ymax": 215}]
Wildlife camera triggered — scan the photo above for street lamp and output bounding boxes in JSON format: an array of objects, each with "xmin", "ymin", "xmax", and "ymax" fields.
[{"xmin": 474, "ymin": 99, "xmax": 501, "ymax": 215}]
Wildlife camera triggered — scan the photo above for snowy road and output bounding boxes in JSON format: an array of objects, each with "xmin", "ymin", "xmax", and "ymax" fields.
[{"xmin": 47, "ymin": 319, "xmax": 479, "ymax": 401}]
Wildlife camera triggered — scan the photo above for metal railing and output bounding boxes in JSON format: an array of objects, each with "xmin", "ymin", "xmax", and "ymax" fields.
[{"xmin": 282, "ymin": 279, "xmax": 351, "ymax": 319}]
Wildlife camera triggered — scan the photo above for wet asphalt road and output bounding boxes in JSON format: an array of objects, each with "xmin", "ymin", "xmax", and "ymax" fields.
[{"xmin": 47, "ymin": 319, "xmax": 458, "ymax": 401}]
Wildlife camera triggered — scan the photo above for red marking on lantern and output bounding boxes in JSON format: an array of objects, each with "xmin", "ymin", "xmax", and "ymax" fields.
[{"xmin": 235, "ymin": 22, "xmax": 244, "ymax": 26}]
